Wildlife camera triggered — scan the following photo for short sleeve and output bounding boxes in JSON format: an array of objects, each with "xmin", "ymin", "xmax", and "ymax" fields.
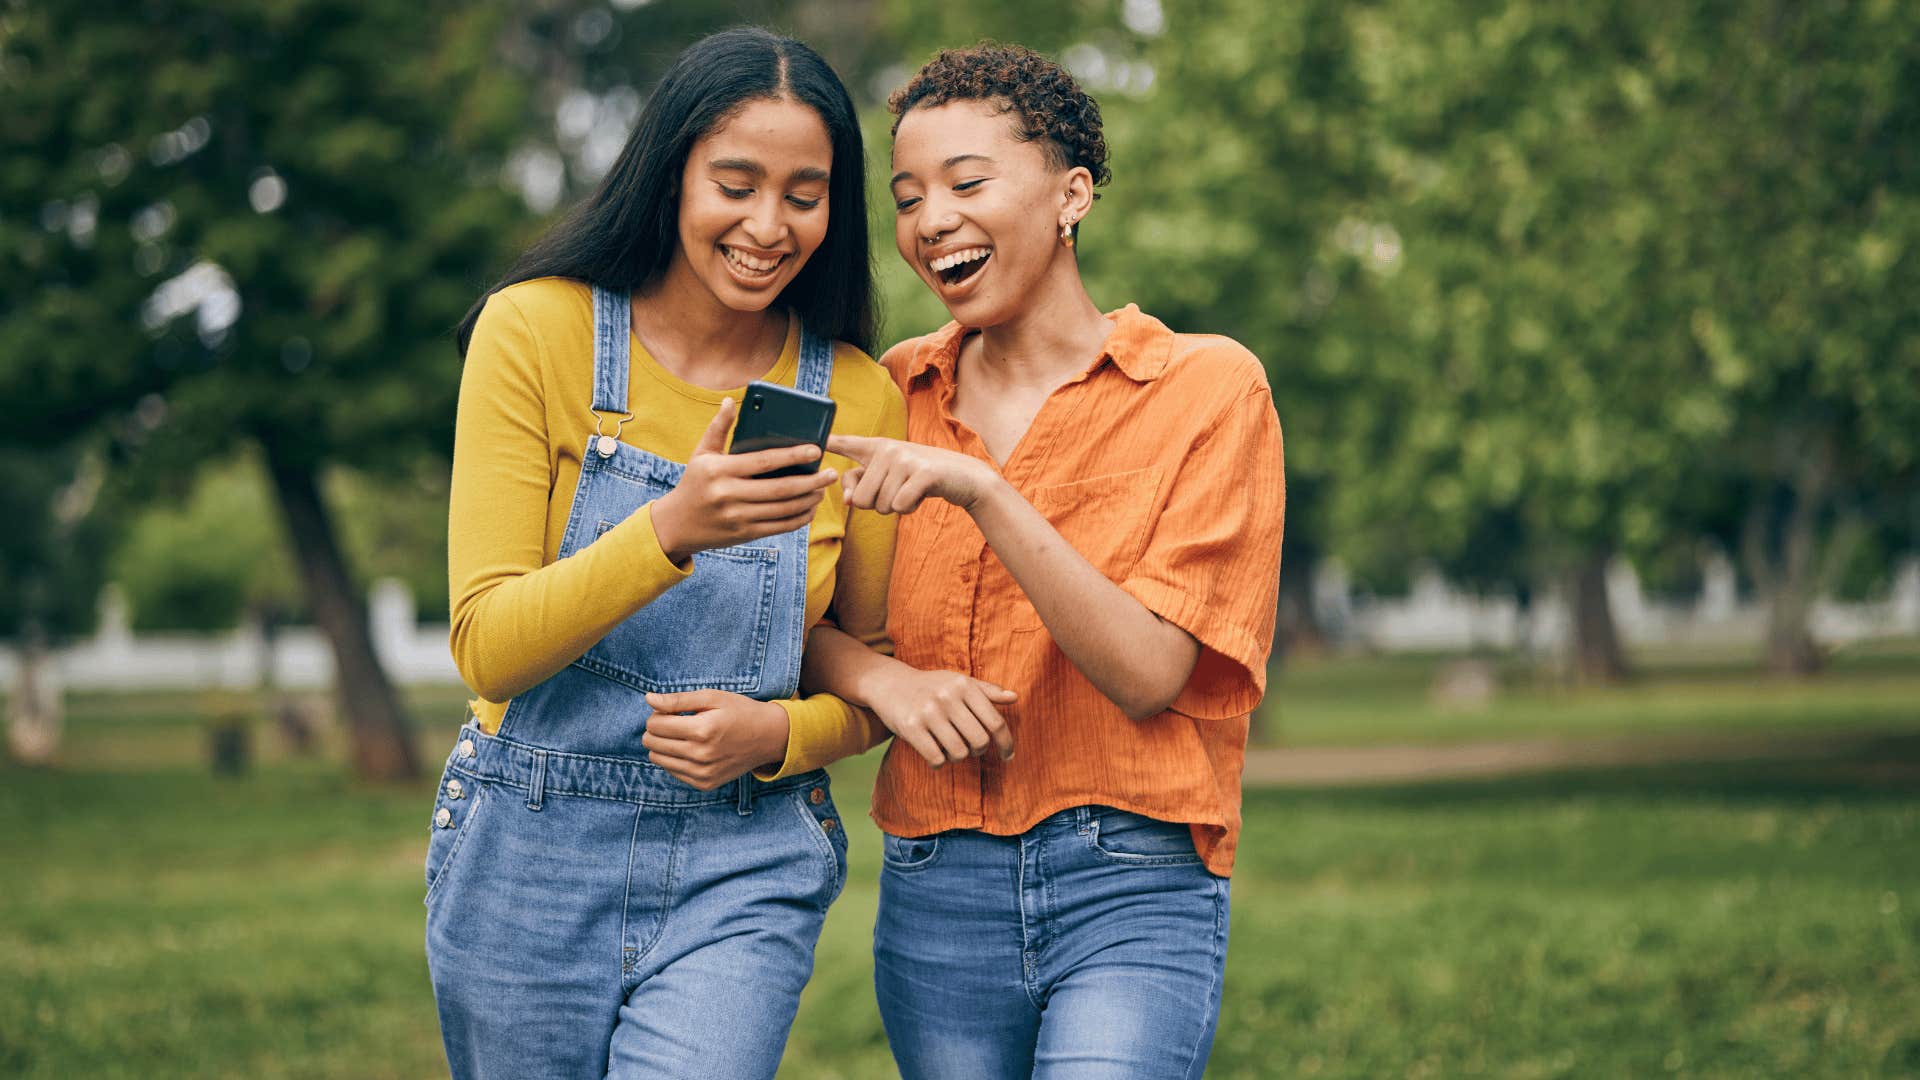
[{"xmin": 1119, "ymin": 387, "xmax": 1284, "ymax": 719}]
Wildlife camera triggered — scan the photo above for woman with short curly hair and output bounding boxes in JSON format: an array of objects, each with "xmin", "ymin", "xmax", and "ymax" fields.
[{"xmin": 803, "ymin": 42, "xmax": 1287, "ymax": 1078}]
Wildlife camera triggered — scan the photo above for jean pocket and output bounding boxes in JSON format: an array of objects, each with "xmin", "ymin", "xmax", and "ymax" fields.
[
  {"xmin": 424, "ymin": 773, "xmax": 491, "ymax": 907},
  {"xmin": 1086, "ymin": 808, "xmax": 1203, "ymax": 866},
  {"xmin": 880, "ymin": 831, "xmax": 942, "ymax": 872}
]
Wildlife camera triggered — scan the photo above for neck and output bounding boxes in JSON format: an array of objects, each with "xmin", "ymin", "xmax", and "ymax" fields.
[
  {"xmin": 971, "ymin": 261, "xmax": 1112, "ymax": 388},
  {"xmin": 630, "ymin": 251, "xmax": 787, "ymax": 387}
]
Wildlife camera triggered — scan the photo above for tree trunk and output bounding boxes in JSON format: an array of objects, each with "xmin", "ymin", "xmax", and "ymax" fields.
[
  {"xmin": 1759, "ymin": 497, "xmax": 1824, "ymax": 676},
  {"xmin": 261, "ymin": 444, "xmax": 418, "ymax": 780},
  {"xmin": 1568, "ymin": 551, "xmax": 1629, "ymax": 684},
  {"xmin": 6, "ymin": 621, "xmax": 63, "ymax": 765},
  {"xmin": 1740, "ymin": 445, "xmax": 1844, "ymax": 678}
]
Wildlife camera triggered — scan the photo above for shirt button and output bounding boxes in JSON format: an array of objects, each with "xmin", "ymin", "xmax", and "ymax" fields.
[
  {"xmin": 821, "ymin": 818, "xmax": 838, "ymax": 833},
  {"xmin": 446, "ymin": 779, "xmax": 464, "ymax": 800},
  {"xmin": 434, "ymin": 807, "xmax": 453, "ymax": 829},
  {"xmin": 808, "ymin": 788, "xmax": 825, "ymax": 806},
  {"xmin": 457, "ymin": 739, "xmax": 476, "ymax": 759}
]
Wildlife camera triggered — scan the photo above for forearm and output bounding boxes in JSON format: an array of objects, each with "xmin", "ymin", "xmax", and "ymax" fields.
[
  {"xmin": 801, "ymin": 623, "xmax": 917, "ymax": 709},
  {"xmin": 967, "ymin": 478, "xmax": 1198, "ymax": 719},
  {"xmin": 450, "ymin": 502, "xmax": 690, "ymax": 701}
]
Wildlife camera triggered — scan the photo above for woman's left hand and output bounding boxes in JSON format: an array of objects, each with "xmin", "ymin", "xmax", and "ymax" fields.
[
  {"xmin": 642, "ymin": 690, "xmax": 789, "ymax": 790},
  {"xmin": 827, "ymin": 435, "xmax": 999, "ymax": 515}
]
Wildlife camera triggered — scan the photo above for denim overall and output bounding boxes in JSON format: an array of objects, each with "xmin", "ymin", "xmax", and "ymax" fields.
[{"xmin": 425, "ymin": 286, "xmax": 849, "ymax": 1080}]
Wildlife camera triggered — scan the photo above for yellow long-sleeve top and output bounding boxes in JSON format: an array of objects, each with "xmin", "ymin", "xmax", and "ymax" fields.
[{"xmin": 448, "ymin": 277, "xmax": 903, "ymax": 779}]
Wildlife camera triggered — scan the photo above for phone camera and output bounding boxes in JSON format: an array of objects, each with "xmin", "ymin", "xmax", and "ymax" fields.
[{"xmin": 751, "ymin": 399, "xmax": 763, "ymax": 410}]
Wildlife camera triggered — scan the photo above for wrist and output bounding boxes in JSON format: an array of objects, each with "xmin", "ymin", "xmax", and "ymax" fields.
[
  {"xmin": 648, "ymin": 496, "xmax": 693, "ymax": 565},
  {"xmin": 855, "ymin": 655, "xmax": 917, "ymax": 708},
  {"xmin": 753, "ymin": 699, "xmax": 792, "ymax": 766},
  {"xmin": 962, "ymin": 469, "xmax": 1013, "ymax": 519}
]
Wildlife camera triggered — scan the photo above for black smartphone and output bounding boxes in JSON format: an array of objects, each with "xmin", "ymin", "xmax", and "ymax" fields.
[{"xmin": 727, "ymin": 380, "xmax": 838, "ymax": 479}]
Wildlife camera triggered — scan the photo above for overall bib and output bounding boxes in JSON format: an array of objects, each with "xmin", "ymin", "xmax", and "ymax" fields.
[{"xmin": 425, "ymin": 286, "xmax": 849, "ymax": 1080}]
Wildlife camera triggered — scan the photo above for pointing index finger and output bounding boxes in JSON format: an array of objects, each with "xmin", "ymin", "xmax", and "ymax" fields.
[{"xmin": 825, "ymin": 434, "xmax": 878, "ymax": 462}]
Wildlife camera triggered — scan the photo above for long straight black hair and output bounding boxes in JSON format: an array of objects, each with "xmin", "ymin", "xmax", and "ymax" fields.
[{"xmin": 456, "ymin": 27, "xmax": 875, "ymax": 357}]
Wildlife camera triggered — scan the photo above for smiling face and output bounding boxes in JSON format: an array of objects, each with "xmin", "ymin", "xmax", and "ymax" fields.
[
  {"xmin": 669, "ymin": 96, "xmax": 833, "ymax": 312},
  {"xmin": 890, "ymin": 100, "xmax": 1093, "ymax": 328}
]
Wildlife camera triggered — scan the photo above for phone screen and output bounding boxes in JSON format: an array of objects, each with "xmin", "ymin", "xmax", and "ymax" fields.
[{"xmin": 727, "ymin": 381, "xmax": 838, "ymax": 479}]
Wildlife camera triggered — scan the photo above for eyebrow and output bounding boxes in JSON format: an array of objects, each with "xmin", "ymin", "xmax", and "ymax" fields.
[
  {"xmin": 708, "ymin": 158, "xmax": 830, "ymax": 183},
  {"xmin": 890, "ymin": 153, "xmax": 999, "ymax": 185}
]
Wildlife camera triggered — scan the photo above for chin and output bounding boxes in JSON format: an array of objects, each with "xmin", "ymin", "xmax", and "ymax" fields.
[{"xmin": 939, "ymin": 289, "xmax": 1016, "ymax": 329}]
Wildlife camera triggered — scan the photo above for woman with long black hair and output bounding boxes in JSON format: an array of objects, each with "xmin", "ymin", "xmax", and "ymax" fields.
[{"xmin": 423, "ymin": 28, "xmax": 910, "ymax": 1078}]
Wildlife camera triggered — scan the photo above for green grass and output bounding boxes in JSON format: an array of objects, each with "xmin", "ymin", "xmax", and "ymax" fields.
[
  {"xmin": 1262, "ymin": 639, "xmax": 1920, "ymax": 747},
  {"xmin": 4, "ymin": 656, "xmax": 1919, "ymax": 1077}
]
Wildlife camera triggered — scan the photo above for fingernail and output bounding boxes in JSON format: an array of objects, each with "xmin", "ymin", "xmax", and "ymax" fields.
[{"xmin": 1001, "ymin": 751, "xmax": 1014, "ymax": 761}]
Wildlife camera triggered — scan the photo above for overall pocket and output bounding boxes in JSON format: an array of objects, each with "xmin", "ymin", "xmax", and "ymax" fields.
[{"xmin": 567, "ymin": 501, "xmax": 781, "ymax": 694}]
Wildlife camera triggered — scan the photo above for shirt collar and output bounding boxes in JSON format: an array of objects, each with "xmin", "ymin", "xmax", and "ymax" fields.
[{"xmin": 906, "ymin": 304, "xmax": 1175, "ymax": 385}]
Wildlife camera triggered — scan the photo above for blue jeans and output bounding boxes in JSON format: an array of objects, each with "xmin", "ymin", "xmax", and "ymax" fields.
[
  {"xmin": 425, "ymin": 725, "xmax": 849, "ymax": 1079},
  {"xmin": 873, "ymin": 806, "xmax": 1231, "ymax": 1079}
]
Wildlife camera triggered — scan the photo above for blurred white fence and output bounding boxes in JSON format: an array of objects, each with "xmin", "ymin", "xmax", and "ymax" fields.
[
  {"xmin": 3, "ymin": 559, "xmax": 1918, "ymax": 694},
  {"xmin": 1325, "ymin": 555, "xmax": 1920, "ymax": 653},
  {"xmin": 0, "ymin": 579, "xmax": 459, "ymax": 694}
]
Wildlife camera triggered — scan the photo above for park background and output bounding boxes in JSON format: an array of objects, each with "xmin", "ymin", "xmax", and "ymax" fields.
[{"xmin": 3, "ymin": 0, "xmax": 1917, "ymax": 1076}]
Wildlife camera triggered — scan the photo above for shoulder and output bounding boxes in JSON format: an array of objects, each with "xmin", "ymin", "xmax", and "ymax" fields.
[
  {"xmin": 826, "ymin": 339, "xmax": 905, "ymax": 434},
  {"xmin": 1162, "ymin": 331, "xmax": 1271, "ymax": 402},
  {"xmin": 877, "ymin": 323, "xmax": 960, "ymax": 391},
  {"xmin": 487, "ymin": 276, "xmax": 592, "ymax": 331}
]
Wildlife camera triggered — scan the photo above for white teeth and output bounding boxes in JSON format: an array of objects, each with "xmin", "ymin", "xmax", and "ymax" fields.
[
  {"xmin": 928, "ymin": 247, "xmax": 991, "ymax": 273},
  {"xmin": 723, "ymin": 246, "xmax": 782, "ymax": 273}
]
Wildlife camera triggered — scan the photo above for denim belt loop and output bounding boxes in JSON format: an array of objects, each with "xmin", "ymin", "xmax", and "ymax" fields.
[
  {"xmin": 736, "ymin": 774, "xmax": 756, "ymax": 816},
  {"xmin": 1074, "ymin": 805, "xmax": 1095, "ymax": 834},
  {"xmin": 527, "ymin": 749, "xmax": 548, "ymax": 811}
]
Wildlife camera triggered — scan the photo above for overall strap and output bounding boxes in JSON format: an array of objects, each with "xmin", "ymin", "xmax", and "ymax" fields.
[
  {"xmin": 794, "ymin": 323, "xmax": 835, "ymax": 398},
  {"xmin": 589, "ymin": 284, "xmax": 631, "ymax": 416}
]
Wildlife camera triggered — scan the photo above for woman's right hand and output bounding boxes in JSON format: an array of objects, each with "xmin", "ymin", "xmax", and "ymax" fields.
[
  {"xmin": 871, "ymin": 666, "xmax": 1018, "ymax": 767},
  {"xmin": 650, "ymin": 397, "xmax": 839, "ymax": 563}
]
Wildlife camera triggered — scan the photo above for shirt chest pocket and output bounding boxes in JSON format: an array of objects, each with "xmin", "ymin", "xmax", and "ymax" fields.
[{"xmin": 1001, "ymin": 466, "xmax": 1164, "ymax": 632}]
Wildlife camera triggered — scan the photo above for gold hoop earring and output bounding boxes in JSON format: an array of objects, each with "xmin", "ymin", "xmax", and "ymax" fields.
[{"xmin": 1060, "ymin": 220, "xmax": 1075, "ymax": 249}]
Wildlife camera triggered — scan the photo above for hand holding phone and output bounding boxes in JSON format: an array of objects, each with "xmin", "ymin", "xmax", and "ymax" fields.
[
  {"xmin": 649, "ymin": 394, "xmax": 838, "ymax": 562},
  {"xmin": 727, "ymin": 380, "xmax": 838, "ymax": 478}
]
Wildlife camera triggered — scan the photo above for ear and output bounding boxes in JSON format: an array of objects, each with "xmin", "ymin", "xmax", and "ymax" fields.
[{"xmin": 1059, "ymin": 166, "xmax": 1096, "ymax": 227}]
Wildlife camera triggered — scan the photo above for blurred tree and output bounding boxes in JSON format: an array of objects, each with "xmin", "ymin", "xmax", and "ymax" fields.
[
  {"xmin": 0, "ymin": 2, "xmax": 550, "ymax": 778},
  {"xmin": 1673, "ymin": 1, "xmax": 1920, "ymax": 673}
]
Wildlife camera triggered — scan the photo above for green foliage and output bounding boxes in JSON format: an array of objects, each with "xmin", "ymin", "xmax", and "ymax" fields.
[
  {"xmin": 109, "ymin": 454, "xmax": 297, "ymax": 633},
  {"xmin": 109, "ymin": 452, "xmax": 452, "ymax": 632},
  {"xmin": 0, "ymin": 2, "xmax": 537, "ymax": 470},
  {"xmin": 8, "ymin": 0, "xmax": 1914, "ymax": 642}
]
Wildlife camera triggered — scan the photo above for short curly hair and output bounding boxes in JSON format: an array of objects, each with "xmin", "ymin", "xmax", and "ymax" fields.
[{"xmin": 887, "ymin": 42, "xmax": 1111, "ymax": 191}]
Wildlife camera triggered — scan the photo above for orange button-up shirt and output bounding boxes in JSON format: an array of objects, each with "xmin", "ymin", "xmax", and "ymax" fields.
[{"xmin": 870, "ymin": 305, "xmax": 1285, "ymax": 876}]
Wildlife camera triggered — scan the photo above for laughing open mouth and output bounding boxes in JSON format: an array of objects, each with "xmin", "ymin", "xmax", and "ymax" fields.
[
  {"xmin": 929, "ymin": 246, "xmax": 991, "ymax": 286},
  {"xmin": 721, "ymin": 244, "xmax": 787, "ymax": 278}
]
